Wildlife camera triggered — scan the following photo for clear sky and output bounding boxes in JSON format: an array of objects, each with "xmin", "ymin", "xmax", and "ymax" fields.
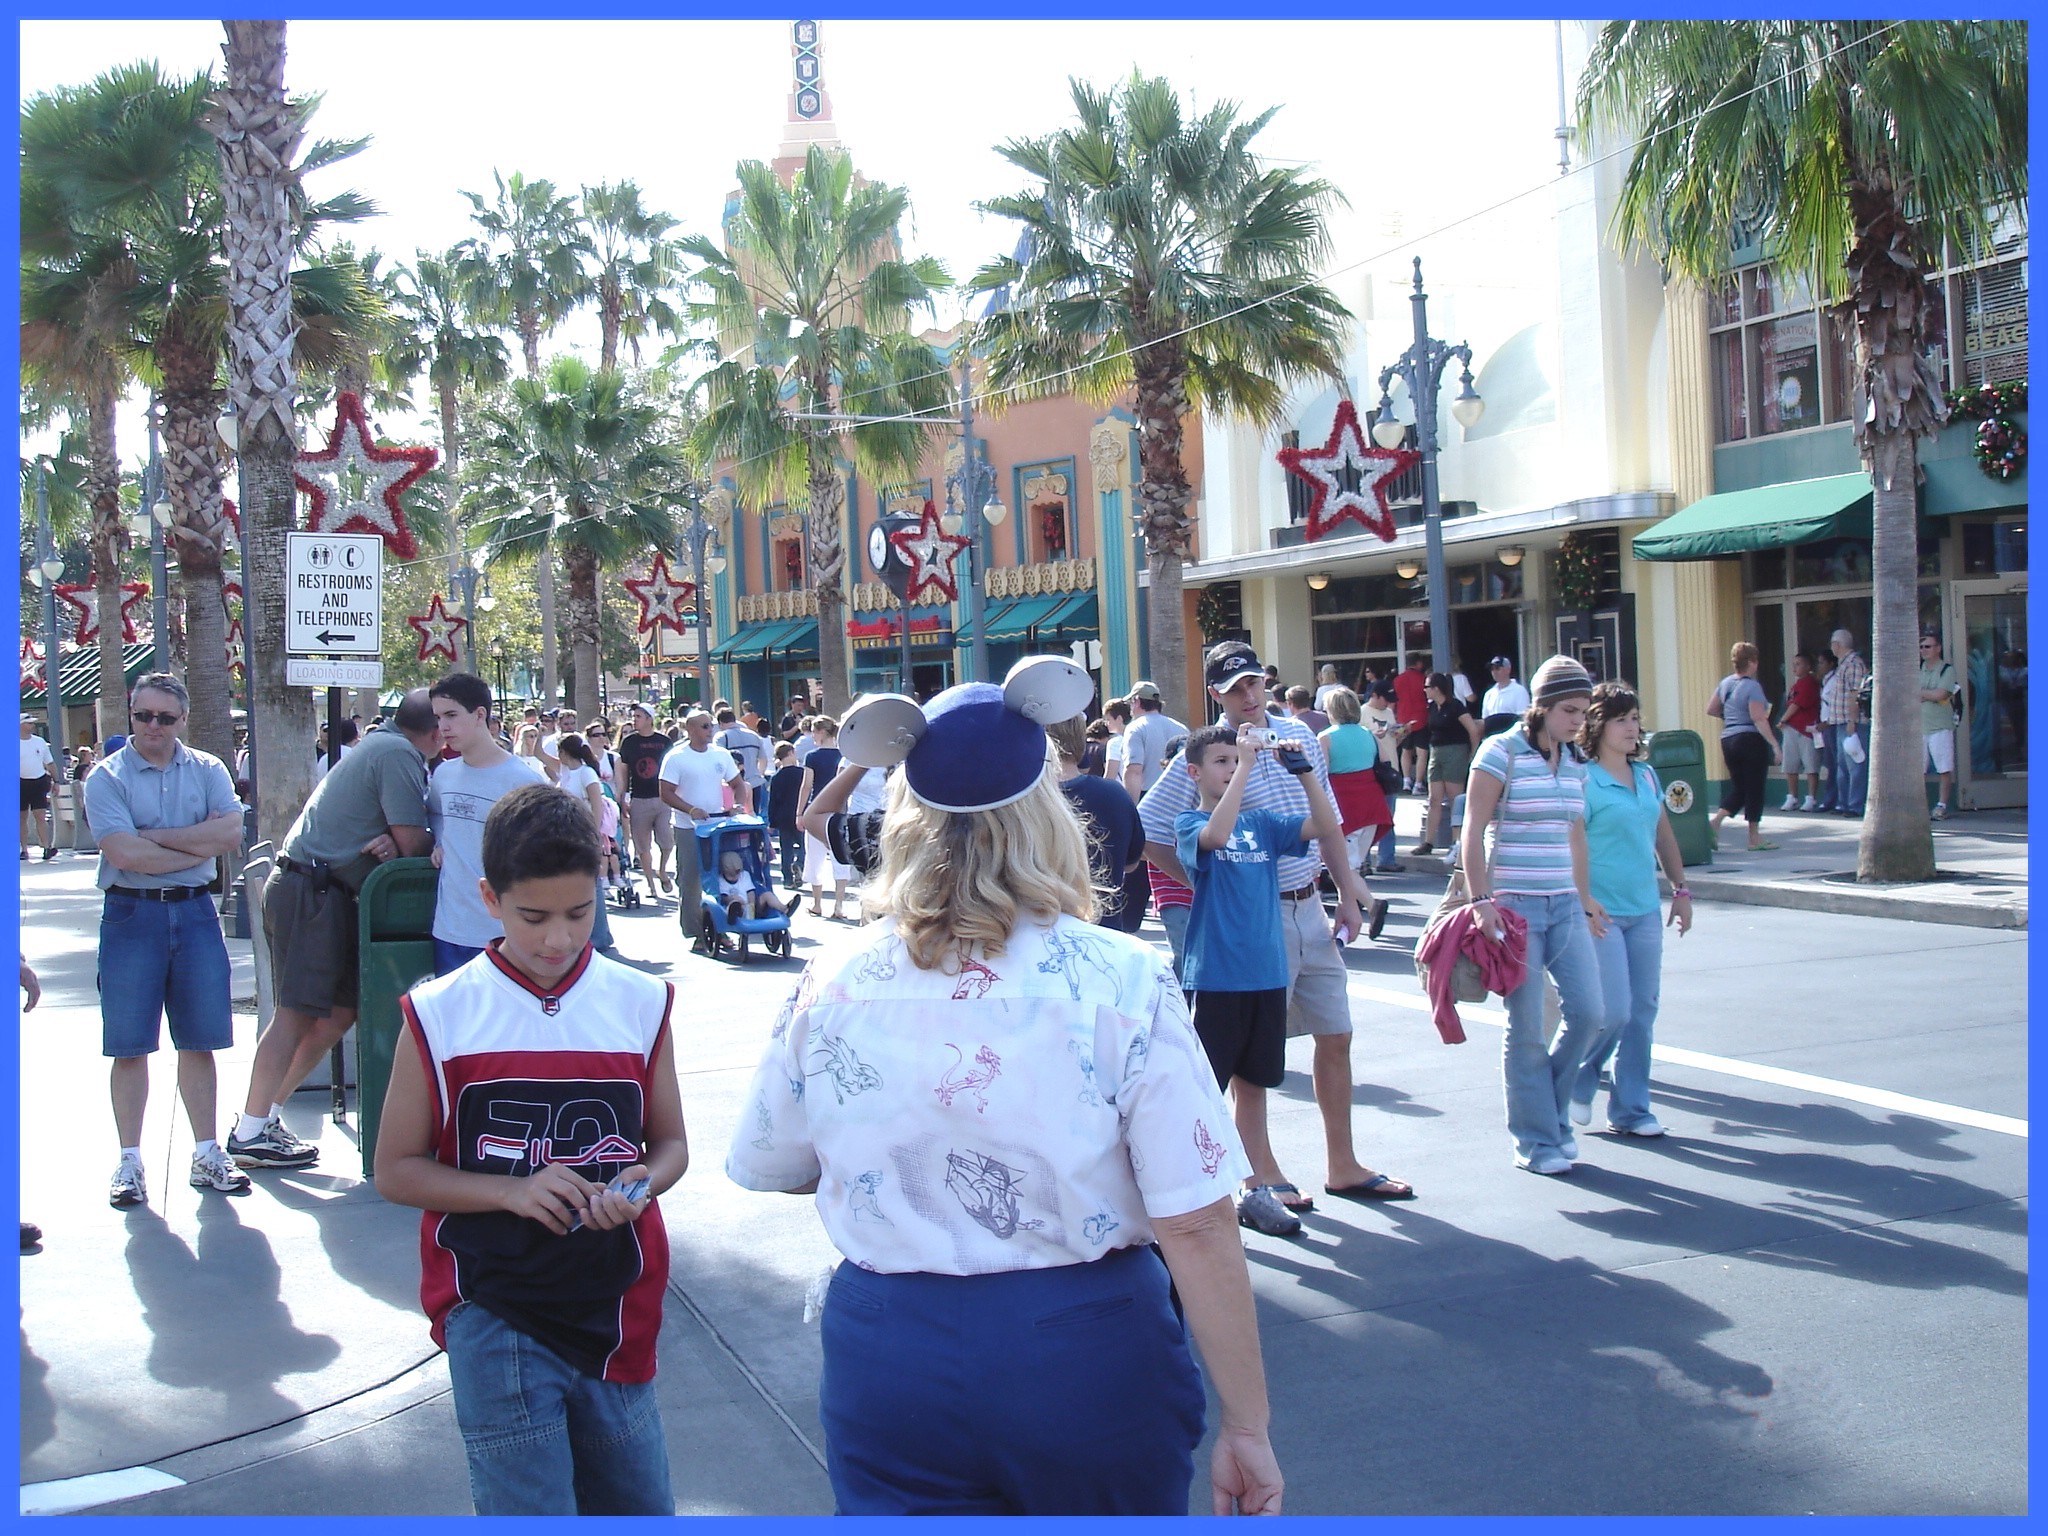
[{"xmin": 22, "ymin": 16, "xmax": 1566, "ymax": 458}]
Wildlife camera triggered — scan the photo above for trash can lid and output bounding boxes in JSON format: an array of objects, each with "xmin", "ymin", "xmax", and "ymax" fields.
[{"xmin": 1645, "ymin": 728, "xmax": 1704, "ymax": 764}]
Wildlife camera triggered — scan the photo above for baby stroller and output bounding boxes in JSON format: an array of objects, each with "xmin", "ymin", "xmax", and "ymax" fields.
[
  {"xmin": 600, "ymin": 786, "xmax": 640, "ymax": 910},
  {"xmin": 693, "ymin": 814, "xmax": 793, "ymax": 962}
]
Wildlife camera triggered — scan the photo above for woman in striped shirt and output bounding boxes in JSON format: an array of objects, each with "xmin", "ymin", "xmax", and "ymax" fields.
[{"xmin": 1457, "ymin": 656, "xmax": 1609, "ymax": 1176}]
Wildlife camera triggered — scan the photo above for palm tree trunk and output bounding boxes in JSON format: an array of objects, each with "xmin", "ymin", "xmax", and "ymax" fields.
[
  {"xmin": 1845, "ymin": 169, "xmax": 1940, "ymax": 882},
  {"xmin": 160, "ymin": 329, "xmax": 236, "ymax": 766},
  {"xmin": 806, "ymin": 446, "xmax": 850, "ymax": 714},
  {"xmin": 84, "ymin": 384, "xmax": 131, "ymax": 743},
  {"xmin": 1132, "ymin": 350, "xmax": 1195, "ymax": 715},
  {"xmin": 214, "ymin": 16, "xmax": 315, "ymax": 846},
  {"xmin": 564, "ymin": 537, "xmax": 602, "ymax": 722},
  {"xmin": 517, "ymin": 312, "xmax": 559, "ymax": 703},
  {"xmin": 599, "ymin": 274, "xmax": 621, "ymax": 375}
]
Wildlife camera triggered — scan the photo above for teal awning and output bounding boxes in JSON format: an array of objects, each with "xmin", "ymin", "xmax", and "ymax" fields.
[
  {"xmin": 1034, "ymin": 591, "xmax": 1099, "ymax": 634},
  {"xmin": 769, "ymin": 619, "xmax": 819, "ymax": 656},
  {"xmin": 1632, "ymin": 474, "xmax": 1873, "ymax": 561},
  {"xmin": 20, "ymin": 642, "xmax": 159, "ymax": 709},
  {"xmin": 708, "ymin": 619, "xmax": 800, "ymax": 663},
  {"xmin": 955, "ymin": 599, "xmax": 1016, "ymax": 645}
]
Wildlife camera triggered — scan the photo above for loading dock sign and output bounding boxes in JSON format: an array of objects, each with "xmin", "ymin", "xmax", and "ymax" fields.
[{"xmin": 287, "ymin": 532, "xmax": 383, "ymax": 656}]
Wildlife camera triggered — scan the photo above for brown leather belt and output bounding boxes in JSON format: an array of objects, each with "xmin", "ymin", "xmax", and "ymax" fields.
[{"xmin": 1281, "ymin": 881, "xmax": 1320, "ymax": 901}]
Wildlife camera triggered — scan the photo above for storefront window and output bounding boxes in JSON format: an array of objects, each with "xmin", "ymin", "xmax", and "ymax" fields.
[
  {"xmin": 1791, "ymin": 537, "xmax": 1872, "ymax": 588},
  {"xmin": 1753, "ymin": 312, "xmax": 1823, "ymax": 433},
  {"xmin": 1311, "ymin": 572, "xmax": 1411, "ymax": 615},
  {"xmin": 1713, "ymin": 331, "xmax": 1748, "ymax": 441},
  {"xmin": 1710, "ymin": 263, "xmax": 1859, "ymax": 444}
]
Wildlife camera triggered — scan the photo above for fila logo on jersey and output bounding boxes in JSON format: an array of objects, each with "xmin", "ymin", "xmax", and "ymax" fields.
[{"xmin": 457, "ymin": 1080, "xmax": 645, "ymax": 1177}]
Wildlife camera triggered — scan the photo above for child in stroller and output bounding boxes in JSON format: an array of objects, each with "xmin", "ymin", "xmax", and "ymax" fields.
[{"xmin": 694, "ymin": 815, "xmax": 793, "ymax": 960}]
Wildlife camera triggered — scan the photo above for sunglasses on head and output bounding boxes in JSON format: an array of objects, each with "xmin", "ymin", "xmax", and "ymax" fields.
[{"xmin": 131, "ymin": 710, "xmax": 183, "ymax": 726}]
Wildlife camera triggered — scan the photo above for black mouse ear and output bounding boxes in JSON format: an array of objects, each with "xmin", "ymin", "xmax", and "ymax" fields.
[{"xmin": 838, "ymin": 693, "xmax": 926, "ymax": 768}]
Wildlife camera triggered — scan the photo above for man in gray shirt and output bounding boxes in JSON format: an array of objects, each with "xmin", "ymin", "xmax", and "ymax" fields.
[
  {"xmin": 85, "ymin": 674, "xmax": 252, "ymax": 1207},
  {"xmin": 227, "ymin": 689, "xmax": 436, "ymax": 1171},
  {"xmin": 714, "ymin": 706, "xmax": 770, "ymax": 798},
  {"xmin": 1119, "ymin": 680, "xmax": 1188, "ymax": 800}
]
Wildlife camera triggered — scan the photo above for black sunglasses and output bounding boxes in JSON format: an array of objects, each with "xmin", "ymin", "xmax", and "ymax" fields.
[{"xmin": 131, "ymin": 709, "xmax": 184, "ymax": 726}]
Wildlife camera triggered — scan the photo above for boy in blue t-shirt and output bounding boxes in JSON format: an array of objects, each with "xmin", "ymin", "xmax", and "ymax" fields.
[{"xmin": 1174, "ymin": 722, "xmax": 1345, "ymax": 1236}]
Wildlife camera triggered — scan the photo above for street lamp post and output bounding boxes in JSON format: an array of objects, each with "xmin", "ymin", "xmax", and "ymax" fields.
[
  {"xmin": 1372, "ymin": 258, "xmax": 1485, "ymax": 673},
  {"xmin": 489, "ymin": 637, "xmax": 507, "ymax": 713},
  {"xmin": 678, "ymin": 489, "xmax": 726, "ymax": 709},
  {"xmin": 943, "ymin": 351, "xmax": 1009, "ymax": 684},
  {"xmin": 454, "ymin": 552, "xmax": 495, "ymax": 672},
  {"xmin": 29, "ymin": 462, "xmax": 68, "ymax": 770}
]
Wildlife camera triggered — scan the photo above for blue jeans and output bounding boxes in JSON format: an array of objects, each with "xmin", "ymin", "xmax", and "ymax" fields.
[
  {"xmin": 1494, "ymin": 892, "xmax": 1605, "ymax": 1163},
  {"xmin": 1159, "ymin": 903, "xmax": 1190, "ymax": 979},
  {"xmin": 1572, "ymin": 911, "xmax": 1663, "ymax": 1130},
  {"xmin": 434, "ymin": 937, "xmax": 484, "ymax": 977},
  {"xmin": 1823, "ymin": 723, "xmax": 1867, "ymax": 814},
  {"xmin": 99, "ymin": 890, "xmax": 234, "ymax": 1057},
  {"xmin": 819, "ymin": 1245, "xmax": 1203, "ymax": 1514},
  {"xmin": 590, "ymin": 878, "xmax": 614, "ymax": 951},
  {"xmin": 776, "ymin": 824, "xmax": 803, "ymax": 887},
  {"xmin": 443, "ymin": 1301, "xmax": 672, "ymax": 1515}
]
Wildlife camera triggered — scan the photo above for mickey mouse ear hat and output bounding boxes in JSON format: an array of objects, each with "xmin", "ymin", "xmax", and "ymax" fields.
[{"xmin": 837, "ymin": 656, "xmax": 1096, "ymax": 814}]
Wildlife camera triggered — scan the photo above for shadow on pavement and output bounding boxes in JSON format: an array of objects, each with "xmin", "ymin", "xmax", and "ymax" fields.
[{"xmin": 1653, "ymin": 1080, "xmax": 1981, "ymax": 1164}]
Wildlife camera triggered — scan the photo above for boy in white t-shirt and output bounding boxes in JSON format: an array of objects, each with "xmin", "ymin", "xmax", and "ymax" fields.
[{"xmin": 427, "ymin": 674, "xmax": 545, "ymax": 975}]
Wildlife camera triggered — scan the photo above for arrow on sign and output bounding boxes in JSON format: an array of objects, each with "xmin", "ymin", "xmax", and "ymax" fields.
[{"xmin": 315, "ymin": 630, "xmax": 359, "ymax": 645}]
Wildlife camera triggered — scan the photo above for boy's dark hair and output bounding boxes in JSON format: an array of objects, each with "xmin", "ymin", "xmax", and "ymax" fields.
[
  {"xmin": 482, "ymin": 782, "xmax": 602, "ymax": 891},
  {"xmin": 1104, "ymin": 699, "xmax": 1132, "ymax": 724},
  {"xmin": 773, "ymin": 741, "xmax": 795, "ymax": 760},
  {"xmin": 430, "ymin": 672, "xmax": 493, "ymax": 715},
  {"xmin": 334, "ymin": 718, "xmax": 361, "ymax": 747},
  {"xmin": 1184, "ymin": 723, "xmax": 1238, "ymax": 768},
  {"xmin": 715, "ymin": 707, "xmax": 737, "ymax": 725},
  {"xmin": 1285, "ymin": 685, "xmax": 1313, "ymax": 708}
]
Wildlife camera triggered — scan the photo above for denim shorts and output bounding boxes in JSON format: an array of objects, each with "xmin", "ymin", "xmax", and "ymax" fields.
[
  {"xmin": 99, "ymin": 890, "xmax": 235, "ymax": 1057},
  {"xmin": 443, "ymin": 1300, "xmax": 672, "ymax": 1516}
]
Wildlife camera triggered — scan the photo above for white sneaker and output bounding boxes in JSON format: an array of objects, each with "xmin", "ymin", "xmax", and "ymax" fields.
[
  {"xmin": 109, "ymin": 1157, "xmax": 147, "ymax": 1208},
  {"xmin": 1800, "ymin": 796, "xmax": 1817, "ymax": 811},
  {"xmin": 1609, "ymin": 1116, "xmax": 1665, "ymax": 1138},
  {"xmin": 1559, "ymin": 1134, "xmax": 1580, "ymax": 1162},
  {"xmin": 1568, "ymin": 1099, "xmax": 1593, "ymax": 1127},
  {"xmin": 1520, "ymin": 1150, "xmax": 1571, "ymax": 1176},
  {"xmin": 1781, "ymin": 794, "xmax": 1799, "ymax": 811},
  {"xmin": 1932, "ymin": 802, "xmax": 1948, "ymax": 821},
  {"xmin": 190, "ymin": 1145, "xmax": 252, "ymax": 1194}
]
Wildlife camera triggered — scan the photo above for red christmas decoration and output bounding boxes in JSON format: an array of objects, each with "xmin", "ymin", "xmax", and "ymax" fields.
[
  {"xmin": 1277, "ymin": 398, "xmax": 1421, "ymax": 544},
  {"xmin": 55, "ymin": 582, "xmax": 149, "ymax": 645},
  {"xmin": 224, "ymin": 618, "xmax": 246, "ymax": 677},
  {"xmin": 622, "ymin": 552, "xmax": 697, "ymax": 636},
  {"xmin": 20, "ymin": 636, "xmax": 44, "ymax": 693},
  {"xmin": 888, "ymin": 498, "xmax": 972, "ymax": 605},
  {"xmin": 406, "ymin": 592, "xmax": 468, "ymax": 665},
  {"xmin": 295, "ymin": 392, "xmax": 436, "ymax": 559}
]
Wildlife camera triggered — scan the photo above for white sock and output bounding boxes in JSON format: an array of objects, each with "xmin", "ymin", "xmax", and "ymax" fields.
[
  {"xmin": 120, "ymin": 1146, "xmax": 142, "ymax": 1164},
  {"xmin": 238, "ymin": 1112, "xmax": 270, "ymax": 1141},
  {"xmin": 194, "ymin": 1138, "xmax": 220, "ymax": 1157},
  {"xmin": 270, "ymin": 1103, "xmax": 290, "ymax": 1123}
]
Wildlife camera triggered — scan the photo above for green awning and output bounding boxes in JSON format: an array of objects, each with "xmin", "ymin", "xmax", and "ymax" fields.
[
  {"xmin": 1632, "ymin": 473, "xmax": 1874, "ymax": 561},
  {"xmin": 1034, "ymin": 591, "xmax": 1099, "ymax": 634},
  {"xmin": 20, "ymin": 642, "xmax": 159, "ymax": 709},
  {"xmin": 708, "ymin": 619, "xmax": 800, "ymax": 663},
  {"xmin": 769, "ymin": 619, "xmax": 819, "ymax": 656},
  {"xmin": 954, "ymin": 599, "xmax": 1015, "ymax": 645}
]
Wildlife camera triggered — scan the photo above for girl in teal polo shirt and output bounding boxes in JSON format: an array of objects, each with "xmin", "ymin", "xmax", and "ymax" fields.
[{"xmin": 1570, "ymin": 682, "xmax": 1693, "ymax": 1136}]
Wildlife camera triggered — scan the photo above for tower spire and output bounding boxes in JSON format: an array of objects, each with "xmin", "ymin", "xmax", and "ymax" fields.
[{"xmin": 772, "ymin": 18, "xmax": 842, "ymax": 178}]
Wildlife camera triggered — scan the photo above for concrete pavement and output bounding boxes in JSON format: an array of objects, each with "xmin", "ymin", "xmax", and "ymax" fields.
[{"xmin": 16, "ymin": 842, "xmax": 2027, "ymax": 1515}]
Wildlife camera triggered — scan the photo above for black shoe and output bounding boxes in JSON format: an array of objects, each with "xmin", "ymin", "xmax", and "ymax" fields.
[
  {"xmin": 20, "ymin": 1220, "xmax": 41, "ymax": 1249},
  {"xmin": 1411, "ymin": 843, "xmax": 1433, "ymax": 856},
  {"xmin": 1367, "ymin": 898, "xmax": 1389, "ymax": 942},
  {"xmin": 41, "ymin": 846, "xmax": 57, "ymax": 861}
]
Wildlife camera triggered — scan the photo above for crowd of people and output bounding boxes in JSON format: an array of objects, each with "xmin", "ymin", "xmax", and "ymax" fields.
[{"xmin": 28, "ymin": 619, "xmax": 1973, "ymax": 1515}]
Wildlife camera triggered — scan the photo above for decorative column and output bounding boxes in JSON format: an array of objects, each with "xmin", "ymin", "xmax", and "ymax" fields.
[{"xmin": 1090, "ymin": 421, "xmax": 1137, "ymax": 697}]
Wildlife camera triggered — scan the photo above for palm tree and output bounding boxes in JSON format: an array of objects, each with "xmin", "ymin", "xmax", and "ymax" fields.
[
  {"xmin": 21, "ymin": 93, "xmax": 145, "ymax": 743},
  {"xmin": 459, "ymin": 170, "xmax": 593, "ymax": 703},
  {"xmin": 581, "ymin": 180, "xmax": 684, "ymax": 374},
  {"xmin": 1578, "ymin": 20, "xmax": 2027, "ymax": 882},
  {"xmin": 460, "ymin": 357, "xmax": 687, "ymax": 719},
  {"xmin": 968, "ymin": 73, "xmax": 1351, "ymax": 715},
  {"xmin": 387, "ymin": 246, "xmax": 513, "ymax": 669},
  {"xmin": 685, "ymin": 146, "xmax": 954, "ymax": 713}
]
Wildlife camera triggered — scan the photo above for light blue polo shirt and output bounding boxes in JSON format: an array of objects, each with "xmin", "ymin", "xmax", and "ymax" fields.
[
  {"xmin": 1583, "ymin": 759, "xmax": 1664, "ymax": 917},
  {"xmin": 83, "ymin": 741, "xmax": 240, "ymax": 890}
]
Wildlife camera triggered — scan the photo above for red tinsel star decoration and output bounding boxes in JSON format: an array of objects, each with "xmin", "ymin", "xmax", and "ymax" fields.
[
  {"xmin": 295, "ymin": 392, "xmax": 436, "ymax": 560},
  {"xmin": 224, "ymin": 618, "xmax": 245, "ymax": 676},
  {"xmin": 20, "ymin": 636, "xmax": 44, "ymax": 693},
  {"xmin": 888, "ymin": 499, "xmax": 972, "ymax": 604},
  {"xmin": 407, "ymin": 592, "xmax": 467, "ymax": 665},
  {"xmin": 1277, "ymin": 398, "xmax": 1421, "ymax": 544},
  {"xmin": 55, "ymin": 582, "xmax": 149, "ymax": 645},
  {"xmin": 622, "ymin": 552, "xmax": 697, "ymax": 635}
]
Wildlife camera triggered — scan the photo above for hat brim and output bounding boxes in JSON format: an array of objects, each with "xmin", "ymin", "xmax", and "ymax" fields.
[{"xmin": 1208, "ymin": 668, "xmax": 1264, "ymax": 693}]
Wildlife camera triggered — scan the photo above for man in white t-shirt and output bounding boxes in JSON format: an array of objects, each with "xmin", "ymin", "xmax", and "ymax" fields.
[
  {"xmin": 19, "ymin": 715, "xmax": 58, "ymax": 861},
  {"xmin": 1313, "ymin": 663, "xmax": 1344, "ymax": 712},
  {"xmin": 426, "ymin": 673, "xmax": 546, "ymax": 975},
  {"xmin": 1480, "ymin": 656, "xmax": 1531, "ymax": 737},
  {"xmin": 658, "ymin": 711, "xmax": 746, "ymax": 952},
  {"xmin": 538, "ymin": 710, "xmax": 575, "ymax": 782},
  {"xmin": 1120, "ymin": 682, "xmax": 1188, "ymax": 800}
]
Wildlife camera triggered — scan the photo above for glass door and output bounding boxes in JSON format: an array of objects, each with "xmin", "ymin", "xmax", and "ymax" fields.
[
  {"xmin": 1396, "ymin": 611, "xmax": 1432, "ymax": 670},
  {"xmin": 1953, "ymin": 580, "xmax": 2027, "ymax": 805}
]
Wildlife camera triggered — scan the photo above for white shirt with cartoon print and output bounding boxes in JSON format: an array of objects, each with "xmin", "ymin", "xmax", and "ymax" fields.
[{"xmin": 725, "ymin": 912, "xmax": 1251, "ymax": 1275}]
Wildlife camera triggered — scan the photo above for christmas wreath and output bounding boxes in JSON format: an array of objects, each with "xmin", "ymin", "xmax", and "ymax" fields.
[
  {"xmin": 1196, "ymin": 586, "xmax": 1232, "ymax": 641},
  {"xmin": 1945, "ymin": 382, "xmax": 2028, "ymax": 482},
  {"xmin": 1555, "ymin": 531, "xmax": 1604, "ymax": 613},
  {"xmin": 1944, "ymin": 380, "xmax": 2027, "ymax": 420}
]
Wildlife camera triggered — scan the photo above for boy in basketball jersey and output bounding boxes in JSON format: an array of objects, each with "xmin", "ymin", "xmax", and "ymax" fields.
[{"xmin": 375, "ymin": 783, "xmax": 688, "ymax": 1514}]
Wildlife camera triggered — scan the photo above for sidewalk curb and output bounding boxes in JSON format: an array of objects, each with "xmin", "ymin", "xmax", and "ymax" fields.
[{"xmin": 1684, "ymin": 874, "xmax": 2027, "ymax": 930}]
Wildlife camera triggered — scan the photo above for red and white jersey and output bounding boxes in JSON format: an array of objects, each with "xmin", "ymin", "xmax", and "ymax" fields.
[{"xmin": 401, "ymin": 942, "xmax": 674, "ymax": 1382}]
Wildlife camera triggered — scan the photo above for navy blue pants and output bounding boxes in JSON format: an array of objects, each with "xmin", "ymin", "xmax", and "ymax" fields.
[{"xmin": 819, "ymin": 1244, "xmax": 1206, "ymax": 1515}]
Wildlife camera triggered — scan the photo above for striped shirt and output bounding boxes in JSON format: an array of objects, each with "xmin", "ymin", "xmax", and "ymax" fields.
[
  {"xmin": 1138, "ymin": 714, "xmax": 1333, "ymax": 894},
  {"xmin": 1470, "ymin": 726, "xmax": 1586, "ymax": 897},
  {"xmin": 1820, "ymin": 652, "xmax": 1867, "ymax": 724}
]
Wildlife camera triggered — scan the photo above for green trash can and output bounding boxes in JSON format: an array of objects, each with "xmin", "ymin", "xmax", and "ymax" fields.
[
  {"xmin": 355, "ymin": 857, "xmax": 439, "ymax": 1179},
  {"xmin": 1646, "ymin": 729, "xmax": 1714, "ymax": 867}
]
